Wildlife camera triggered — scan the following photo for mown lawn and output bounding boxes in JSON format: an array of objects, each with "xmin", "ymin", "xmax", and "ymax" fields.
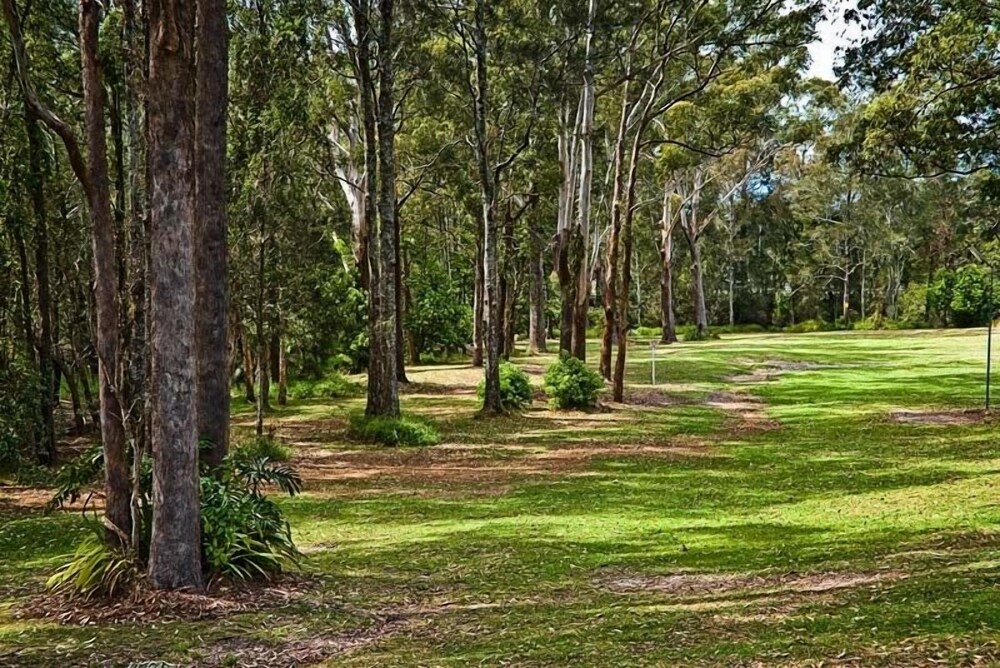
[{"xmin": 3, "ymin": 329, "xmax": 1000, "ymax": 666}]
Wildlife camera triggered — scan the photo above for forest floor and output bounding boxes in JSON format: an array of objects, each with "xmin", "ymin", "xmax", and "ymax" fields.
[{"xmin": 4, "ymin": 329, "xmax": 1000, "ymax": 666}]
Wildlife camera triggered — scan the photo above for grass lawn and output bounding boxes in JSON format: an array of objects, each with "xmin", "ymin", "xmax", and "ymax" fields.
[{"xmin": 3, "ymin": 329, "xmax": 1000, "ymax": 666}]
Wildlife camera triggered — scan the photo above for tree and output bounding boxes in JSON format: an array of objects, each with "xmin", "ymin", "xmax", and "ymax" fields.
[
  {"xmin": 195, "ymin": 0, "xmax": 232, "ymax": 466},
  {"xmin": 147, "ymin": 0, "xmax": 203, "ymax": 590}
]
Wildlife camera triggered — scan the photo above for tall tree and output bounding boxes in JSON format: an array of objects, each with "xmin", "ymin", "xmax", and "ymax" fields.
[
  {"xmin": 195, "ymin": 0, "xmax": 231, "ymax": 466},
  {"xmin": 147, "ymin": 0, "xmax": 203, "ymax": 590}
]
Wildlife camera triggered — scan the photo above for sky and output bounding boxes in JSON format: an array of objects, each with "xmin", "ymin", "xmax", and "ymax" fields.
[{"xmin": 806, "ymin": 0, "xmax": 862, "ymax": 81}]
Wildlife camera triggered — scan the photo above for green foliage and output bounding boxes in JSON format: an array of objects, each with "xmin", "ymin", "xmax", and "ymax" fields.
[
  {"xmin": 233, "ymin": 435, "xmax": 293, "ymax": 463},
  {"xmin": 47, "ymin": 531, "xmax": 137, "ymax": 600},
  {"xmin": 407, "ymin": 262, "xmax": 473, "ymax": 361},
  {"xmin": 950, "ymin": 265, "xmax": 995, "ymax": 327},
  {"xmin": 290, "ymin": 373, "xmax": 363, "ymax": 401},
  {"xmin": 200, "ymin": 468, "xmax": 301, "ymax": 582},
  {"xmin": 0, "ymin": 359, "xmax": 40, "ymax": 472},
  {"xmin": 347, "ymin": 413, "xmax": 440, "ymax": 447},
  {"xmin": 783, "ymin": 319, "xmax": 835, "ymax": 334},
  {"xmin": 929, "ymin": 265, "xmax": 997, "ymax": 327},
  {"xmin": 47, "ymin": 444, "xmax": 105, "ymax": 511},
  {"xmin": 681, "ymin": 328, "xmax": 721, "ymax": 342},
  {"xmin": 477, "ymin": 362, "xmax": 533, "ymax": 411},
  {"xmin": 899, "ymin": 283, "xmax": 930, "ymax": 326},
  {"xmin": 543, "ymin": 353, "xmax": 604, "ymax": 410}
]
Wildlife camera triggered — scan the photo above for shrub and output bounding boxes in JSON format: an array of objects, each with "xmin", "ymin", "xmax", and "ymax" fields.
[
  {"xmin": 716, "ymin": 323, "xmax": 768, "ymax": 334},
  {"xmin": 950, "ymin": 264, "xmax": 995, "ymax": 327},
  {"xmin": 0, "ymin": 358, "xmax": 40, "ymax": 472},
  {"xmin": 233, "ymin": 435, "xmax": 292, "ymax": 463},
  {"xmin": 681, "ymin": 327, "xmax": 720, "ymax": 342},
  {"xmin": 347, "ymin": 413, "xmax": 440, "ymax": 446},
  {"xmin": 291, "ymin": 373, "xmax": 362, "ymax": 400},
  {"xmin": 48, "ymin": 452, "xmax": 303, "ymax": 597},
  {"xmin": 200, "ymin": 467, "xmax": 301, "ymax": 582},
  {"xmin": 899, "ymin": 283, "xmax": 929, "ymax": 325},
  {"xmin": 544, "ymin": 353, "xmax": 604, "ymax": 409},
  {"xmin": 477, "ymin": 362, "xmax": 533, "ymax": 411},
  {"xmin": 47, "ymin": 531, "xmax": 137, "ymax": 600},
  {"xmin": 47, "ymin": 444, "xmax": 105, "ymax": 511},
  {"xmin": 783, "ymin": 318, "xmax": 833, "ymax": 334}
]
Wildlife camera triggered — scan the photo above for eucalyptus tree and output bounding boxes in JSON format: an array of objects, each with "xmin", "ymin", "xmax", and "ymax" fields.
[{"xmin": 595, "ymin": 0, "xmax": 818, "ymax": 399}]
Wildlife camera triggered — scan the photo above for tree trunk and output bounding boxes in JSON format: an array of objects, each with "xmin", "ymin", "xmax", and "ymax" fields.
[
  {"xmin": 528, "ymin": 224, "xmax": 547, "ymax": 354},
  {"xmin": 689, "ymin": 233, "xmax": 708, "ymax": 337},
  {"xmin": 472, "ymin": 232, "xmax": 485, "ymax": 365},
  {"xmin": 570, "ymin": 0, "xmax": 597, "ymax": 361},
  {"xmin": 364, "ymin": 0, "xmax": 400, "ymax": 417},
  {"xmin": 601, "ymin": 77, "xmax": 632, "ymax": 380},
  {"xmin": 57, "ymin": 356, "xmax": 86, "ymax": 435},
  {"xmin": 256, "ymin": 334, "xmax": 269, "ymax": 435},
  {"xmin": 147, "ymin": 0, "xmax": 203, "ymax": 590},
  {"xmin": 394, "ymin": 202, "xmax": 408, "ymax": 383},
  {"xmin": 79, "ymin": 0, "xmax": 133, "ymax": 548},
  {"xmin": 728, "ymin": 265, "xmax": 735, "ymax": 327},
  {"xmin": 277, "ymin": 338, "xmax": 287, "ymax": 406},
  {"xmin": 659, "ymin": 193, "xmax": 678, "ymax": 344},
  {"xmin": 24, "ymin": 114, "xmax": 56, "ymax": 465},
  {"xmin": 471, "ymin": 0, "xmax": 501, "ymax": 414},
  {"xmin": 195, "ymin": 0, "xmax": 230, "ymax": 466},
  {"xmin": 842, "ymin": 266, "xmax": 850, "ymax": 323},
  {"xmin": 240, "ymin": 329, "xmax": 256, "ymax": 403}
]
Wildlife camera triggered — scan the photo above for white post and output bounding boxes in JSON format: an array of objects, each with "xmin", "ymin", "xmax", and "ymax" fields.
[{"xmin": 650, "ymin": 341, "xmax": 657, "ymax": 385}]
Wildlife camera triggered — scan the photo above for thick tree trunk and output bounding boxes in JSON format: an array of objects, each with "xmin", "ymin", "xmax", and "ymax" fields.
[
  {"xmin": 364, "ymin": 0, "xmax": 400, "ymax": 417},
  {"xmin": 528, "ymin": 225, "xmax": 547, "ymax": 354},
  {"xmin": 147, "ymin": 0, "xmax": 203, "ymax": 590},
  {"xmin": 195, "ymin": 0, "xmax": 230, "ymax": 466}
]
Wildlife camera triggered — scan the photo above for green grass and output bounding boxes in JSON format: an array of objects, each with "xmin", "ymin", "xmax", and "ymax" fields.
[{"xmin": 4, "ymin": 329, "xmax": 1000, "ymax": 666}]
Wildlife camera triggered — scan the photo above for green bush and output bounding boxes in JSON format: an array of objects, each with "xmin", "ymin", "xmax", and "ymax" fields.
[
  {"xmin": 543, "ymin": 353, "xmax": 604, "ymax": 409},
  {"xmin": 477, "ymin": 362, "xmax": 533, "ymax": 411},
  {"xmin": 48, "ymin": 452, "xmax": 303, "ymax": 597},
  {"xmin": 291, "ymin": 373, "xmax": 362, "ymax": 400},
  {"xmin": 950, "ymin": 264, "xmax": 995, "ymax": 327},
  {"xmin": 200, "ymin": 465, "xmax": 301, "ymax": 582},
  {"xmin": 0, "ymin": 358, "xmax": 40, "ymax": 472},
  {"xmin": 784, "ymin": 318, "xmax": 834, "ymax": 333},
  {"xmin": 347, "ymin": 413, "xmax": 440, "ymax": 446},
  {"xmin": 233, "ymin": 435, "xmax": 292, "ymax": 463},
  {"xmin": 716, "ymin": 323, "xmax": 768, "ymax": 334},
  {"xmin": 681, "ymin": 327, "xmax": 720, "ymax": 342},
  {"xmin": 47, "ymin": 531, "xmax": 137, "ymax": 600},
  {"xmin": 899, "ymin": 283, "xmax": 929, "ymax": 325}
]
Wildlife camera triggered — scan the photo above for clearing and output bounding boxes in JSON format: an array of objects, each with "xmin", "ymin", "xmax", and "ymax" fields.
[{"xmin": 3, "ymin": 329, "xmax": 1000, "ymax": 666}]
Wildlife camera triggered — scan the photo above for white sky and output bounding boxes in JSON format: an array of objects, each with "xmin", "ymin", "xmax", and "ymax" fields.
[{"xmin": 806, "ymin": 0, "xmax": 862, "ymax": 80}]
